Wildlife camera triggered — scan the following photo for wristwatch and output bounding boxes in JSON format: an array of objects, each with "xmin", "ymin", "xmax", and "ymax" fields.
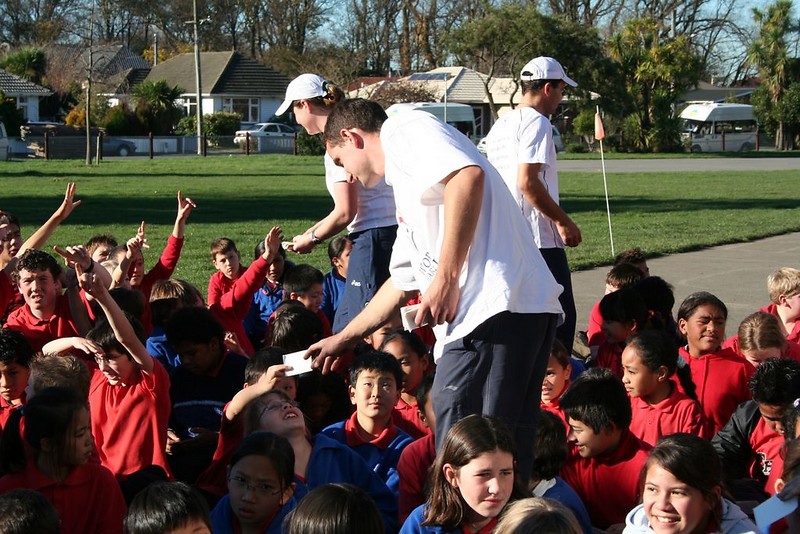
[{"xmin": 311, "ymin": 230, "xmax": 322, "ymax": 245}]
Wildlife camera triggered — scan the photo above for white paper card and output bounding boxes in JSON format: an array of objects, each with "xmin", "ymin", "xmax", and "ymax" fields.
[
  {"xmin": 401, "ymin": 304, "xmax": 429, "ymax": 332},
  {"xmin": 282, "ymin": 350, "xmax": 314, "ymax": 376}
]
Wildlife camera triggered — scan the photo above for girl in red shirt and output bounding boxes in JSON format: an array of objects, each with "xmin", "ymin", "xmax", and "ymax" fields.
[
  {"xmin": 540, "ymin": 339, "xmax": 572, "ymax": 428},
  {"xmin": 0, "ymin": 387, "xmax": 126, "ymax": 534},
  {"xmin": 622, "ymin": 331, "xmax": 706, "ymax": 445}
]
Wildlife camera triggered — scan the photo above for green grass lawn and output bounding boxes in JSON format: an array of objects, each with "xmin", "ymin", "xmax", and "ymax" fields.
[{"xmin": 2, "ymin": 156, "xmax": 799, "ymax": 294}]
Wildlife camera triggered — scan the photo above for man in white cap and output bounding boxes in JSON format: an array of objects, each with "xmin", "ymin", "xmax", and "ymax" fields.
[{"xmin": 484, "ymin": 56, "xmax": 582, "ymax": 355}]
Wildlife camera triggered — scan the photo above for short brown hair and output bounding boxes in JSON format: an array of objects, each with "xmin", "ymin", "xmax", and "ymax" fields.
[
  {"xmin": 322, "ymin": 99, "xmax": 387, "ymax": 148},
  {"xmin": 30, "ymin": 353, "xmax": 91, "ymax": 399},
  {"xmin": 738, "ymin": 311, "xmax": 786, "ymax": 353},
  {"xmin": 209, "ymin": 237, "xmax": 238, "ymax": 260}
]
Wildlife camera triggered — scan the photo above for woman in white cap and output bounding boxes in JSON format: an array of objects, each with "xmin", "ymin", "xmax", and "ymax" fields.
[{"xmin": 276, "ymin": 74, "xmax": 397, "ymax": 333}]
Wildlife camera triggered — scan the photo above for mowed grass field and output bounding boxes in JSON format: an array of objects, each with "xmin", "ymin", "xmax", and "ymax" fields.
[{"xmin": 1, "ymin": 155, "xmax": 799, "ymax": 294}]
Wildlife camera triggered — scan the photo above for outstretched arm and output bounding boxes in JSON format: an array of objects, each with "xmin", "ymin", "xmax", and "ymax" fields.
[
  {"xmin": 172, "ymin": 190, "xmax": 196, "ymax": 239},
  {"xmin": 292, "ymin": 181, "xmax": 356, "ymax": 254},
  {"xmin": 224, "ymin": 364, "xmax": 293, "ymax": 421},
  {"xmin": 79, "ymin": 266, "xmax": 154, "ymax": 374},
  {"xmin": 19, "ymin": 182, "xmax": 82, "ymax": 256}
]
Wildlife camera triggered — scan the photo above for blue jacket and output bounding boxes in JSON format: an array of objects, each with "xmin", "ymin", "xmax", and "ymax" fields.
[
  {"xmin": 321, "ymin": 269, "xmax": 345, "ymax": 325},
  {"xmin": 322, "ymin": 419, "xmax": 414, "ymax": 497},
  {"xmin": 210, "ymin": 493, "xmax": 297, "ymax": 533},
  {"xmin": 400, "ymin": 505, "xmax": 460, "ymax": 534},
  {"xmin": 243, "ymin": 282, "xmax": 284, "ymax": 348},
  {"xmin": 146, "ymin": 326, "xmax": 180, "ymax": 371},
  {"xmin": 542, "ymin": 477, "xmax": 593, "ymax": 534},
  {"xmin": 293, "ymin": 433, "xmax": 398, "ymax": 534}
]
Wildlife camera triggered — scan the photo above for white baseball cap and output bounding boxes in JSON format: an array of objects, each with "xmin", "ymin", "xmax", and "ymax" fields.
[
  {"xmin": 520, "ymin": 57, "xmax": 578, "ymax": 87},
  {"xmin": 275, "ymin": 73, "xmax": 327, "ymax": 116}
]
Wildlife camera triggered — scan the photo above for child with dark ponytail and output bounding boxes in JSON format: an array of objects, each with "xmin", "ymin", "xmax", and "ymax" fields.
[
  {"xmin": 621, "ymin": 330, "xmax": 707, "ymax": 444},
  {"xmin": 0, "ymin": 387, "xmax": 126, "ymax": 533}
]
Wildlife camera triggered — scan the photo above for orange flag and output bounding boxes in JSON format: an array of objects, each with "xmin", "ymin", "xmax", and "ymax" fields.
[{"xmin": 594, "ymin": 111, "xmax": 606, "ymax": 141}]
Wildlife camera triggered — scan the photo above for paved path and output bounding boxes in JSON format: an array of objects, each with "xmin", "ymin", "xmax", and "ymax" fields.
[
  {"xmin": 560, "ymin": 157, "xmax": 800, "ymax": 173},
  {"xmin": 571, "ymin": 232, "xmax": 800, "ymax": 339}
]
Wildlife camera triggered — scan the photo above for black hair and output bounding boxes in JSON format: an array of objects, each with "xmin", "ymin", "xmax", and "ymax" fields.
[
  {"xmin": 677, "ymin": 291, "xmax": 728, "ymax": 322},
  {"xmin": 599, "ymin": 287, "xmax": 648, "ymax": 329},
  {"xmin": 165, "ymin": 306, "xmax": 225, "ymax": 346},
  {"xmin": 625, "ymin": 330, "xmax": 697, "ymax": 401},
  {"xmin": 283, "ymin": 483, "xmax": 385, "ymax": 534},
  {"xmin": 606, "ymin": 262, "xmax": 646, "ymax": 289},
  {"xmin": 0, "ymin": 489, "xmax": 60, "ymax": 534},
  {"xmin": 749, "ymin": 357, "xmax": 800, "ymax": 406},
  {"xmin": 268, "ymin": 301, "xmax": 323, "ymax": 352},
  {"xmin": 633, "ymin": 276, "xmax": 675, "ymax": 329},
  {"xmin": 229, "ymin": 432, "xmax": 295, "ymax": 491},
  {"xmin": 0, "ymin": 387, "xmax": 88, "ymax": 475},
  {"xmin": 0, "ymin": 329, "xmax": 34, "ymax": 368},
  {"xmin": 283, "ymin": 264, "xmax": 323, "ymax": 297},
  {"xmin": 13, "ymin": 249, "xmax": 62, "ymax": 282},
  {"xmin": 245, "ymin": 346, "xmax": 288, "ymax": 385},
  {"xmin": 86, "ymin": 312, "xmax": 147, "ymax": 357},
  {"xmin": 348, "ymin": 350, "xmax": 404, "ymax": 390},
  {"xmin": 295, "ymin": 370, "xmax": 351, "ymax": 435},
  {"xmin": 416, "ymin": 373, "xmax": 435, "ymax": 408},
  {"xmin": 521, "ymin": 79, "xmax": 562, "ymax": 95},
  {"xmin": 379, "ymin": 330, "xmax": 428, "ymax": 360},
  {"xmin": 123, "ymin": 481, "xmax": 211, "ymax": 534},
  {"xmin": 322, "ymin": 98, "xmax": 388, "ymax": 147},
  {"xmin": 531, "ymin": 410, "xmax": 567, "ymax": 481},
  {"xmin": 255, "ymin": 238, "xmax": 287, "ymax": 260},
  {"xmin": 327, "ymin": 235, "xmax": 351, "ymax": 262},
  {"xmin": 559, "ymin": 367, "xmax": 632, "ymax": 433}
]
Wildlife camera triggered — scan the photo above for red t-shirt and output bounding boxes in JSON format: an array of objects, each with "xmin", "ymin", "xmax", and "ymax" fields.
[
  {"xmin": 0, "ymin": 396, "xmax": 20, "ymax": 431},
  {"xmin": 629, "ymin": 384, "xmax": 707, "ymax": 446},
  {"xmin": 761, "ymin": 303, "xmax": 800, "ymax": 344},
  {"xmin": 392, "ymin": 397, "xmax": 430, "ymax": 440},
  {"xmin": 196, "ymin": 401, "xmax": 245, "ymax": 497},
  {"xmin": 594, "ymin": 342, "xmax": 624, "ymax": 378},
  {"xmin": 541, "ymin": 382, "xmax": 571, "ymax": 431},
  {"xmin": 4, "ymin": 293, "xmax": 80, "ymax": 352},
  {"xmin": 208, "ymin": 269, "xmax": 240, "ymax": 308},
  {"xmin": 561, "ymin": 428, "xmax": 651, "ymax": 529},
  {"xmin": 586, "ymin": 300, "xmax": 605, "ymax": 347},
  {"xmin": 0, "ymin": 270, "xmax": 13, "ymax": 320},
  {"xmin": 88, "ymin": 359, "xmax": 172, "ymax": 479},
  {"xmin": 678, "ymin": 346, "xmax": 751, "ymax": 436},
  {"xmin": 0, "ymin": 461, "xmax": 126, "ymax": 534},
  {"xmin": 397, "ymin": 433, "xmax": 436, "ymax": 523}
]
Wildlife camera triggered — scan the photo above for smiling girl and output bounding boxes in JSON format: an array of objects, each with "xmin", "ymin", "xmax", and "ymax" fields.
[
  {"xmin": 624, "ymin": 433, "xmax": 758, "ymax": 534},
  {"xmin": 400, "ymin": 415, "xmax": 523, "ymax": 533}
]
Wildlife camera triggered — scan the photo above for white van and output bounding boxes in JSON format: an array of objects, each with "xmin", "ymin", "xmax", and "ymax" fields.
[
  {"xmin": 680, "ymin": 103, "xmax": 758, "ymax": 152},
  {"xmin": 385, "ymin": 102, "xmax": 477, "ymax": 139}
]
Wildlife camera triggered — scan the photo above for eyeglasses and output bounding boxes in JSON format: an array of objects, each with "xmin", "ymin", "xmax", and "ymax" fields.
[
  {"xmin": 263, "ymin": 400, "xmax": 300, "ymax": 413},
  {"xmin": 228, "ymin": 474, "xmax": 282, "ymax": 496}
]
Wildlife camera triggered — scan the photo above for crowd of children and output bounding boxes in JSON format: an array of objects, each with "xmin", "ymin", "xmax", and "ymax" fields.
[{"xmin": 1, "ymin": 115, "xmax": 800, "ymax": 533}]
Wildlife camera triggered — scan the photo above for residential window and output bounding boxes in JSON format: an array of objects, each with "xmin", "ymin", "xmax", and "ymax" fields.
[{"xmin": 223, "ymin": 98, "xmax": 259, "ymax": 122}]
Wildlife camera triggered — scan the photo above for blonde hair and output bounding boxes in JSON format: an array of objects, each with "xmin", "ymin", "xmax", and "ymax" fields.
[
  {"xmin": 738, "ymin": 311, "xmax": 787, "ymax": 353},
  {"xmin": 768, "ymin": 267, "xmax": 800, "ymax": 303},
  {"xmin": 494, "ymin": 498, "xmax": 581, "ymax": 534}
]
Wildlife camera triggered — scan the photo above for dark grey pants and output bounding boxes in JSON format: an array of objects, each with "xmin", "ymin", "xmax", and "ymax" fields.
[
  {"xmin": 432, "ymin": 311, "xmax": 558, "ymax": 486},
  {"xmin": 540, "ymin": 247, "xmax": 576, "ymax": 355}
]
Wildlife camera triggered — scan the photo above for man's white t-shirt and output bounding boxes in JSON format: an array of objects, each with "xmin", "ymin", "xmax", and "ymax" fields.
[
  {"xmin": 324, "ymin": 152, "xmax": 396, "ymax": 233},
  {"xmin": 380, "ymin": 110, "xmax": 563, "ymax": 360},
  {"xmin": 484, "ymin": 107, "xmax": 563, "ymax": 249}
]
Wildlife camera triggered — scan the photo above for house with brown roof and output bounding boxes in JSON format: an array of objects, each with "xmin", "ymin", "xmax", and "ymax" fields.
[
  {"xmin": 143, "ymin": 51, "xmax": 291, "ymax": 125},
  {"xmin": 0, "ymin": 68, "xmax": 52, "ymax": 122}
]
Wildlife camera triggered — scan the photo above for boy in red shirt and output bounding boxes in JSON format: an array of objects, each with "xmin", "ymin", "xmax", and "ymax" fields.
[
  {"xmin": 0, "ymin": 330, "xmax": 33, "ymax": 429},
  {"xmin": 585, "ymin": 261, "xmax": 646, "ymax": 351},
  {"xmin": 277, "ymin": 264, "xmax": 332, "ymax": 338},
  {"xmin": 42, "ymin": 267, "xmax": 172, "ymax": 490},
  {"xmin": 761, "ymin": 268, "xmax": 800, "ymax": 344},
  {"xmin": 560, "ymin": 367, "xmax": 651, "ymax": 530},
  {"xmin": 4, "ymin": 249, "xmax": 88, "ymax": 352},
  {"xmin": 207, "ymin": 237, "xmax": 243, "ymax": 307},
  {"xmin": 712, "ymin": 357, "xmax": 800, "ymax": 502}
]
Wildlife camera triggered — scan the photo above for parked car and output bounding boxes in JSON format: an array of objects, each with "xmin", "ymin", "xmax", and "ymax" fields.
[
  {"xmin": 103, "ymin": 138, "xmax": 136, "ymax": 157},
  {"xmin": 477, "ymin": 125, "xmax": 564, "ymax": 154},
  {"xmin": 234, "ymin": 123, "xmax": 296, "ymax": 145}
]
